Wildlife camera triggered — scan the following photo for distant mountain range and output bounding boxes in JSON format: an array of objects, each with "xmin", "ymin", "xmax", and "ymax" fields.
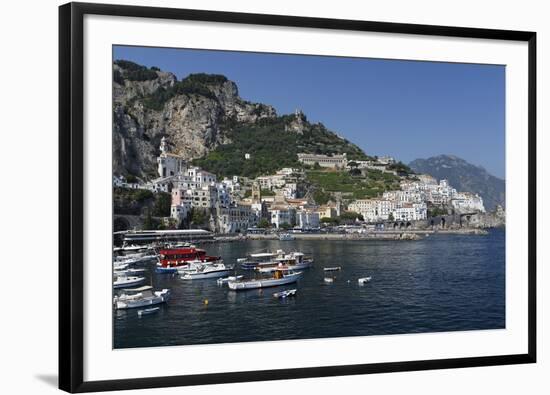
[{"xmin": 409, "ymin": 155, "xmax": 505, "ymax": 211}]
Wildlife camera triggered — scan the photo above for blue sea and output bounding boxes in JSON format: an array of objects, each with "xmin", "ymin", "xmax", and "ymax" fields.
[{"xmin": 114, "ymin": 228, "xmax": 505, "ymax": 348}]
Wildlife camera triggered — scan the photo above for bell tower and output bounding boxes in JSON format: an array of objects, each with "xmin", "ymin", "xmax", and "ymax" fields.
[{"xmin": 251, "ymin": 182, "xmax": 261, "ymax": 202}]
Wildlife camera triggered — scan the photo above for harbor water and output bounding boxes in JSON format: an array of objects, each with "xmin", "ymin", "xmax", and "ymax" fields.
[{"xmin": 114, "ymin": 228, "xmax": 505, "ymax": 349}]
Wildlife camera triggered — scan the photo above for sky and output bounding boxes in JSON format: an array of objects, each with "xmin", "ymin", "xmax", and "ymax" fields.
[{"xmin": 114, "ymin": 46, "xmax": 505, "ymax": 179}]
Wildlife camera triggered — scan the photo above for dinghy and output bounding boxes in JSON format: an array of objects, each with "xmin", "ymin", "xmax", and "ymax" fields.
[
  {"xmin": 358, "ymin": 276, "xmax": 372, "ymax": 285},
  {"xmin": 138, "ymin": 307, "xmax": 160, "ymax": 317},
  {"xmin": 273, "ymin": 289, "xmax": 297, "ymax": 299}
]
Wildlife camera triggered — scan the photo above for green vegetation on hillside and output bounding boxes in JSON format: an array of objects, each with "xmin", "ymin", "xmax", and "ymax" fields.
[
  {"xmin": 113, "ymin": 187, "xmax": 171, "ymax": 216},
  {"xmin": 306, "ymin": 168, "xmax": 401, "ymax": 201},
  {"xmin": 193, "ymin": 115, "xmax": 369, "ymax": 179},
  {"xmin": 142, "ymin": 73, "xmax": 228, "ymax": 110},
  {"xmin": 114, "ymin": 60, "xmax": 158, "ymax": 82}
]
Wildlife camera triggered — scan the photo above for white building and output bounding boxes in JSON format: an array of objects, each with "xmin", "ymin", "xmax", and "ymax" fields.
[
  {"xmin": 269, "ymin": 207, "xmax": 296, "ymax": 228},
  {"xmin": 157, "ymin": 137, "xmax": 186, "ymax": 178},
  {"xmin": 216, "ymin": 204, "xmax": 258, "ymax": 233},
  {"xmin": 451, "ymin": 192, "xmax": 485, "ymax": 213},
  {"xmin": 187, "ymin": 167, "xmax": 216, "ymax": 185},
  {"xmin": 170, "ymin": 202, "xmax": 191, "ymax": 224},
  {"xmin": 297, "ymin": 152, "xmax": 348, "ymax": 168},
  {"xmin": 296, "ymin": 210, "xmax": 320, "ymax": 229}
]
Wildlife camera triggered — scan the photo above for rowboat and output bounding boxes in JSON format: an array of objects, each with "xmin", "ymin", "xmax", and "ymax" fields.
[
  {"xmin": 180, "ymin": 263, "xmax": 234, "ymax": 280},
  {"xmin": 114, "ymin": 286, "xmax": 170, "ymax": 309},
  {"xmin": 358, "ymin": 276, "xmax": 372, "ymax": 285},
  {"xmin": 138, "ymin": 307, "xmax": 160, "ymax": 317},
  {"xmin": 273, "ymin": 289, "xmax": 297, "ymax": 298},
  {"xmin": 228, "ymin": 270, "xmax": 302, "ymax": 291},
  {"xmin": 113, "ymin": 275, "xmax": 146, "ymax": 289}
]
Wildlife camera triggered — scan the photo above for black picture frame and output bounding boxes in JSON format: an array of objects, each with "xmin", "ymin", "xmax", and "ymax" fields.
[{"xmin": 59, "ymin": 2, "xmax": 537, "ymax": 393}]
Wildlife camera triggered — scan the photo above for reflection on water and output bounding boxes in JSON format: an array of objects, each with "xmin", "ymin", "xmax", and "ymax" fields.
[{"xmin": 114, "ymin": 229, "xmax": 505, "ymax": 349}]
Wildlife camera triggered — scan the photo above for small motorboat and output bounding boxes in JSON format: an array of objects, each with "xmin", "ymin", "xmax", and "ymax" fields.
[
  {"xmin": 114, "ymin": 286, "xmax": 170, "ymax": 309},
  {"xmin": 181, "ymin": 263, "xmax": 234, "ymax": 280},
  {"xmin": 228, "ymin": 270, "xmax": 302, "ymax": 291},
  {"xmin": 155, "ymin": 266, "xmax": 179, "ymax": 274},
  {"xmin": 217, "ymin": 275, "xmax": 244, "ymax": 285},
  {"xmin": 278, "ymin": 233, "xmax": 295, "ymax": 241},
  {"xmin": 138, "ymin": 307, "xmax": 160, "ymax": 317},
  {"xmin": 273, "ymin": 289, "xmax": 297, "ymax": 299},
  {"xmin": 323, "ymin": 266, "xmax": 342, "ymax": 272},
  {"xmin": 358, "ymin": 276, "xmax": 372, "ymax": 285},
  {"xmin": 324, "ymin": 277, "xmax": 334, "ymax": 284},
  {"xmin": 113, "ymin": 275, "xmax": 146, "ymax": 289}
]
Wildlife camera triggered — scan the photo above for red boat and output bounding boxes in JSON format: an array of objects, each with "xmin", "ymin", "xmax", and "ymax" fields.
[{"xmin": 158, "ymin": 247, "xmax": 220, "ymax": 268}]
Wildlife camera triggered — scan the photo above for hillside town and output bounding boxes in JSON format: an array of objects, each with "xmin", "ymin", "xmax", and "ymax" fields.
[{"xmin": 113, "ymin": 137, "xmax": 487, "ymax": 234}]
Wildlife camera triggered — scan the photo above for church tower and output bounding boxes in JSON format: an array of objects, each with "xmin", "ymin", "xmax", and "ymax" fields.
[
  {"xmin": 160, "ymin": 136, "xmax": 168, "ymax": 154},
  {"xmin": 251, "ymin": 182, "xmax": 261, "ymax": 202}
]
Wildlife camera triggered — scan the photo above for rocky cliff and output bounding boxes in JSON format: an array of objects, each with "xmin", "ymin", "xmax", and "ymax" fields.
[
  {"xmin": 113, "ymin": 60, "xmax": 276, "ymax": 178},
  {"xmin": 113, "ymin": 60, "xmax": 367, "ymax": 180}
]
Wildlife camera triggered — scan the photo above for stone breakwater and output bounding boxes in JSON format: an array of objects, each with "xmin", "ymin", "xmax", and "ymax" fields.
[{"xmin": 209, "ymin": 229, "xmax": 489, "ymax": 243}]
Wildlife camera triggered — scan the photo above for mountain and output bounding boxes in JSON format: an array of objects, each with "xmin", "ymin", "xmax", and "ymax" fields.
[
  {"xmin": 113, "ymin": 60, "xmax": 369, "ymax": 179},
  {"xmin": 408, "ymin": 155, "xmax": 505, "ymax": 210}
]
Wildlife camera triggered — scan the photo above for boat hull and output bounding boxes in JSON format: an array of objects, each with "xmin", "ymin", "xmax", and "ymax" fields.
[
  {"xmin": 181, "ymin": 269, "xmax": 232, "ymax": 280},
  {"xmin": 228, "ymin": 272, "xmax": 302, "ymax": 291}
]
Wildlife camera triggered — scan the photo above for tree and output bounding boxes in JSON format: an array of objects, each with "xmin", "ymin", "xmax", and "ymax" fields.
[
  {"xmin": 313, "ymin": 162, "xmax": 322, "ymax": 170},
  {"xmin": 321, "ymin": 217, "xmax": 339, "ymax": 225},
  {"xmin": 152, "ymin": 192, "xmax": 171, "ymax": 217},
  {"xmin": 339, "ymin": 211, "xmax": 364, "ymax": 222},
  {"xmin": 142, "ymin": 209, "xmax": 154, "ymax": 230},
  {"xmin": 388, "ymin": 212, "xmax": 395, "ymax": 222},
  {"xmin": 190, "ymin": 208, "xmax": 208, "ymax": 227},
  {"xmin": 258, "ymin": 218, "xmax": 271, "ymax": 228},
  {"xmin": 279, "ymin": 222, "xmax": 292, "ymax": 230}
]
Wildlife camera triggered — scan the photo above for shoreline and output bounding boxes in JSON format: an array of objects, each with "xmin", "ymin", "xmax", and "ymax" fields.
[{"xmin": 210, "ymin": 228, "xmax": 490, "ymax": 243}]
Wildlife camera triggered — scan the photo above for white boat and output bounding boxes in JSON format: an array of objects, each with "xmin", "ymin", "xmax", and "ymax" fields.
[
  {"xmin": 114, "ymin": 268, "xmax": 146, "ymax": 276},
  {"xmin": 115, "ymin": 252, "xmax": 146, "ymax": 261},
  {"xmin": 113, "ymin": 262, "xmax": 129, "ymax": 271},
  {"xmin": 180, "ymin": 263, "xmax": 234, "ymax": 280},
  {"xmin": 138, "ymin": 307, "xmax": 160, "ymax": 317},
  {"xmin": 114, "ymin": 286, "xmax": 170, "ymax": 309},
  {"xmin": 273, "ymin": 289, "xmax": 297, "ymax": 298},
  {"xmin": 323, "ymin": 266, "xmax": 342, "ymax": 272},
  {"xmin": 217, "ymin": 275, "xmax": 244, "ymax": 285},
  {"xmin": 253, "ymin": 251, "xmax": 313, "ymax": 272},
  {"xmin": 116, "ymin": 254, "xmax": 156, "ymax": 266},
  {"xmin": 113, "ymin": 275, "xmax": 145, "ymax": 289},
  {"xmin": 358, "ymin": 276, "xmax": 372, "ymax": 285},
  {"xmin": 324, "ymin": 277, "xmax": 334, "ymax": 283},
  {"xmin": 176, "ymin": 259, "xmax": 223, "ymax": 274},
  {"xmin": 278, "ymin": 233, "xmax": 295, "ymax": 241},
  {"xmin": 228, "ymin": 270, "xmax": 302, "ymax": 291},
  {"xmin": 256, "ymin": 261, "xmax": 312, "ymax": 273}
]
